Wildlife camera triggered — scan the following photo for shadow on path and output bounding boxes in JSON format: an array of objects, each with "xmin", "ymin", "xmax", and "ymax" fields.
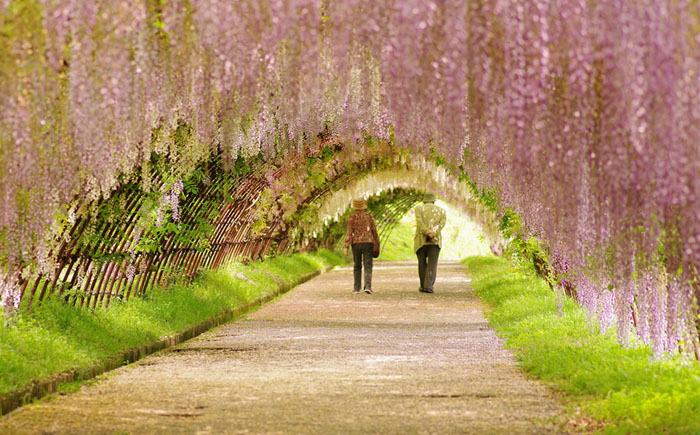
[{"xmin": 0, "ymin": 261, "xmax": 566, "ymax": 434}]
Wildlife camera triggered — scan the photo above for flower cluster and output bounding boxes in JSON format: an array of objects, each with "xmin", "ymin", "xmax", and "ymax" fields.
[{"xmin": 0, "ymin": 273, "xmax": 20, "ymax": 319}]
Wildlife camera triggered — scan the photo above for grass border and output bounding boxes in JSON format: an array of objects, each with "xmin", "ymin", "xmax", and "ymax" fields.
[
  {"xmin": 0, "ymin": 266, "xmax": 331, "ymax": 416},
  {"xmin": 463, "ymin": 254, "xmax": 700, "ymax": 434}
]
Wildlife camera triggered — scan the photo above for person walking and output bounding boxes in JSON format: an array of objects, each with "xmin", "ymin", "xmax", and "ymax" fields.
[
  {"xmin": 345, "ymin": 198, "xmax": 379, "ymax": 294},
  {"xmin": 414, "ymin": 192, "xmax": 446, "ymax": 293}
]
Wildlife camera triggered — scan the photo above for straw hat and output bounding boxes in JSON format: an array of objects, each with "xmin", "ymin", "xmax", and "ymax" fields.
[
  {"xmin": 422, "ymin": 192, "xmax": 436, "ymax": 203},
  {"xmin": 352, "ymin": 198, "xmax": 367, "ymax": 210}
]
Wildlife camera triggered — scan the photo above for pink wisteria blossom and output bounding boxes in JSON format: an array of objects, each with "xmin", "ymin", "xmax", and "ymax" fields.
[{"xmin": 0, "ymin": 0, "xmax": 698, "ymax": 356}]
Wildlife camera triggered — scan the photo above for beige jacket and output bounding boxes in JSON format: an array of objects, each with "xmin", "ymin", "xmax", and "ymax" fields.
[{"xmin": 413, "ymin": 203, "xmax": 446, "ymax": 252}]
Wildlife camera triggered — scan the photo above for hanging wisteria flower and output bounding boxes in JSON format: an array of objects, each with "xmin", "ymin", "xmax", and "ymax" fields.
[
  {"xmin": 125, "ymin": 263, "xmax": 137, "ymax": 285},
  {"xmin": 0, "ymin": 273, "xmax": 21, "ymax": 319},
  {"xmin": 171, "ymin": 178, "xmax": 185, "ymax": 222},
  {"xmin": 0, "ymin": 0, "xmax": 696, "ymax": 357}
]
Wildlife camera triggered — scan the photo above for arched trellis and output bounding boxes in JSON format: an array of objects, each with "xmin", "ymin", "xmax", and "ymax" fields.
[
  {"xmin": 14, "ymin": 136, "xmax": 497, "ymax": 313},
  {"xmin": 298, "ymin": 164, "xmax": 501, "ymax": 253},
  {"xmin": 311, "ymin": 188, "xmax": 424, "ymax": 254},
  {"xmin": 20, "ymin": 153, "xmax": 275, "ymax": 310},
  {"xmin": 13, "ymin": 139, "xmax": 475, "ymax": 311},
  {"xmin": 370, "ymin": 190, "xmax": 424, "ymax": 249}
]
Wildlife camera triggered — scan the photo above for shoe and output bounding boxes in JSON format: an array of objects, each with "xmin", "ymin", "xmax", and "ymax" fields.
[
  {"xmin": 353, "ymin": 289, "xmax": 361, "ymax": 294},
  {"xmin": 419, "ymin": 288, "xmax": 434, "ymax": 293},
  {"xmin": 364, "ymin": 288, "xmax": 373, "ymax": 294}
]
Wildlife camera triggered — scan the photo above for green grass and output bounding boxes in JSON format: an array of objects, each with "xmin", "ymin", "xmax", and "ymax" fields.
[
  {"xmin": 377, "ymin": 212, "xmax": 415, "ymax": 261},
  {"xmin": 463, "ymin": 255, "xmax": 700, "ymax": 434},
  {"xmin": 0, "ymin": 250, "xmax": 344, "ymax": 397},
  {"xmin": 378, "ymin": 199, "xmax": 489, "ymax": 261}
]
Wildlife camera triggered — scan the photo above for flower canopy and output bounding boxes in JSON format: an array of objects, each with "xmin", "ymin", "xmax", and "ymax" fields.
[{"xmin": 1, "ymin": 1, "xmax": 699, "ymax": 355}]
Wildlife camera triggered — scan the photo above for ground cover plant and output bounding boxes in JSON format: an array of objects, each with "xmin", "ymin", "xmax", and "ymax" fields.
[
  {"xmin": 463, "ymin": 255, "xmax": 700, "ymax": 433},
  {"xmin": 0, "ymin": 250, "xmax": 343, "ymax": 397}
]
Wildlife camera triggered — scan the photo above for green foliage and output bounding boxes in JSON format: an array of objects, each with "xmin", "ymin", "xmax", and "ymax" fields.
[
  {"xmin": 463, "ymin": 255, "xmax": 700, "ymax": 434},
  {"xmin": 427, "ymin": 146, "xmax": 448, "ymax": 168},
  {"xmin": 499, "ymin": 208, "xmax": 522, "ymax": 238},
  {"xmin": 376, "ymin": 213, "xmax": 414, "ymax": 261},
  {"xmin": 69, "ymin": 150, "xmax": 232, "ymax": 274},
  {"xmin": 305, "ymin": 155, "xmax": 330, "ymax": 189},
  {"xmin": 460, "ymin": 171, "xmax": 499, "ymax": 213},
  {"xmin": 250, "ymin": 139, "xmax": 404, "ymax": 247},
  {"xmin": 233, "ymin": 154, "xmax": 253, "ymax": 176},
  {"xmin": 319, "ymin": 145, "xmax": 335, "ymax": 161},
  {"xmin": 0, "ymin": 250, "xmax": 343, "ymax": 397}
]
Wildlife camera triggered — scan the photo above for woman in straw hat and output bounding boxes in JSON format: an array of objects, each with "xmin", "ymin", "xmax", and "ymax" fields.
[{"xmin": 344, "ymin": 198, "xmax": 379, "ymax": 294}]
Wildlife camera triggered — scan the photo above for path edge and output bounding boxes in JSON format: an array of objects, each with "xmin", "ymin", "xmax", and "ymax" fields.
[{"xmin": 0, "ymin": 266, "xmax": 333, "ymax": 417}]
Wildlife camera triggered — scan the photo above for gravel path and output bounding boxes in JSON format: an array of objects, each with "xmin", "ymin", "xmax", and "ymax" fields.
[{"xmin": 0, "ymin": 261, "xmax": 567, "ymax": 434}]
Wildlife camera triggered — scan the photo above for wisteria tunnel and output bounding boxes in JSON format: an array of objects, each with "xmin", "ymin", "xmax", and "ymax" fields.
[
  {"xmin": 1, "ymin": 0, "xmax": 700, "ymax": 430},
  {"xmin": 11, "ymin": 140, "xmax": 489, "ymax": 311}
]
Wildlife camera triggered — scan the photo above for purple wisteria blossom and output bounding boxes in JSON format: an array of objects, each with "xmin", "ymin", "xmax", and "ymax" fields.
[{"xmin": 0, "ymin": 0, "xmax": 697, "ymax": 357}]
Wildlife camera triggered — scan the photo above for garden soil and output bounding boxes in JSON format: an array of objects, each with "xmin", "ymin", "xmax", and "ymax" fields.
[{"xmin": 0, "ymin": 261, "xmax": 571, "ymax": 434}]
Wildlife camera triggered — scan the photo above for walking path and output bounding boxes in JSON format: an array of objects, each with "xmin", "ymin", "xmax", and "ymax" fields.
[{"xmin": 0, "ymin": 261, "xmax": 566, "ymax": 434}]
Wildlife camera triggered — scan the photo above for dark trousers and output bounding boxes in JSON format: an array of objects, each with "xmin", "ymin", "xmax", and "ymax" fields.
[
  {"xmin": 417, "ymin": 245, "xmax": 440, "ymax": 291},
  {"xmin": 352, "ymin": 243, "xmax": 374, "ymax": 290}
]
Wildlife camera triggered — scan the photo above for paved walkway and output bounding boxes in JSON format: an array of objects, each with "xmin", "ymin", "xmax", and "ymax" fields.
[{"xmin": 0, "ymin": 261, "xmax": 566, "ymax": 434}]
